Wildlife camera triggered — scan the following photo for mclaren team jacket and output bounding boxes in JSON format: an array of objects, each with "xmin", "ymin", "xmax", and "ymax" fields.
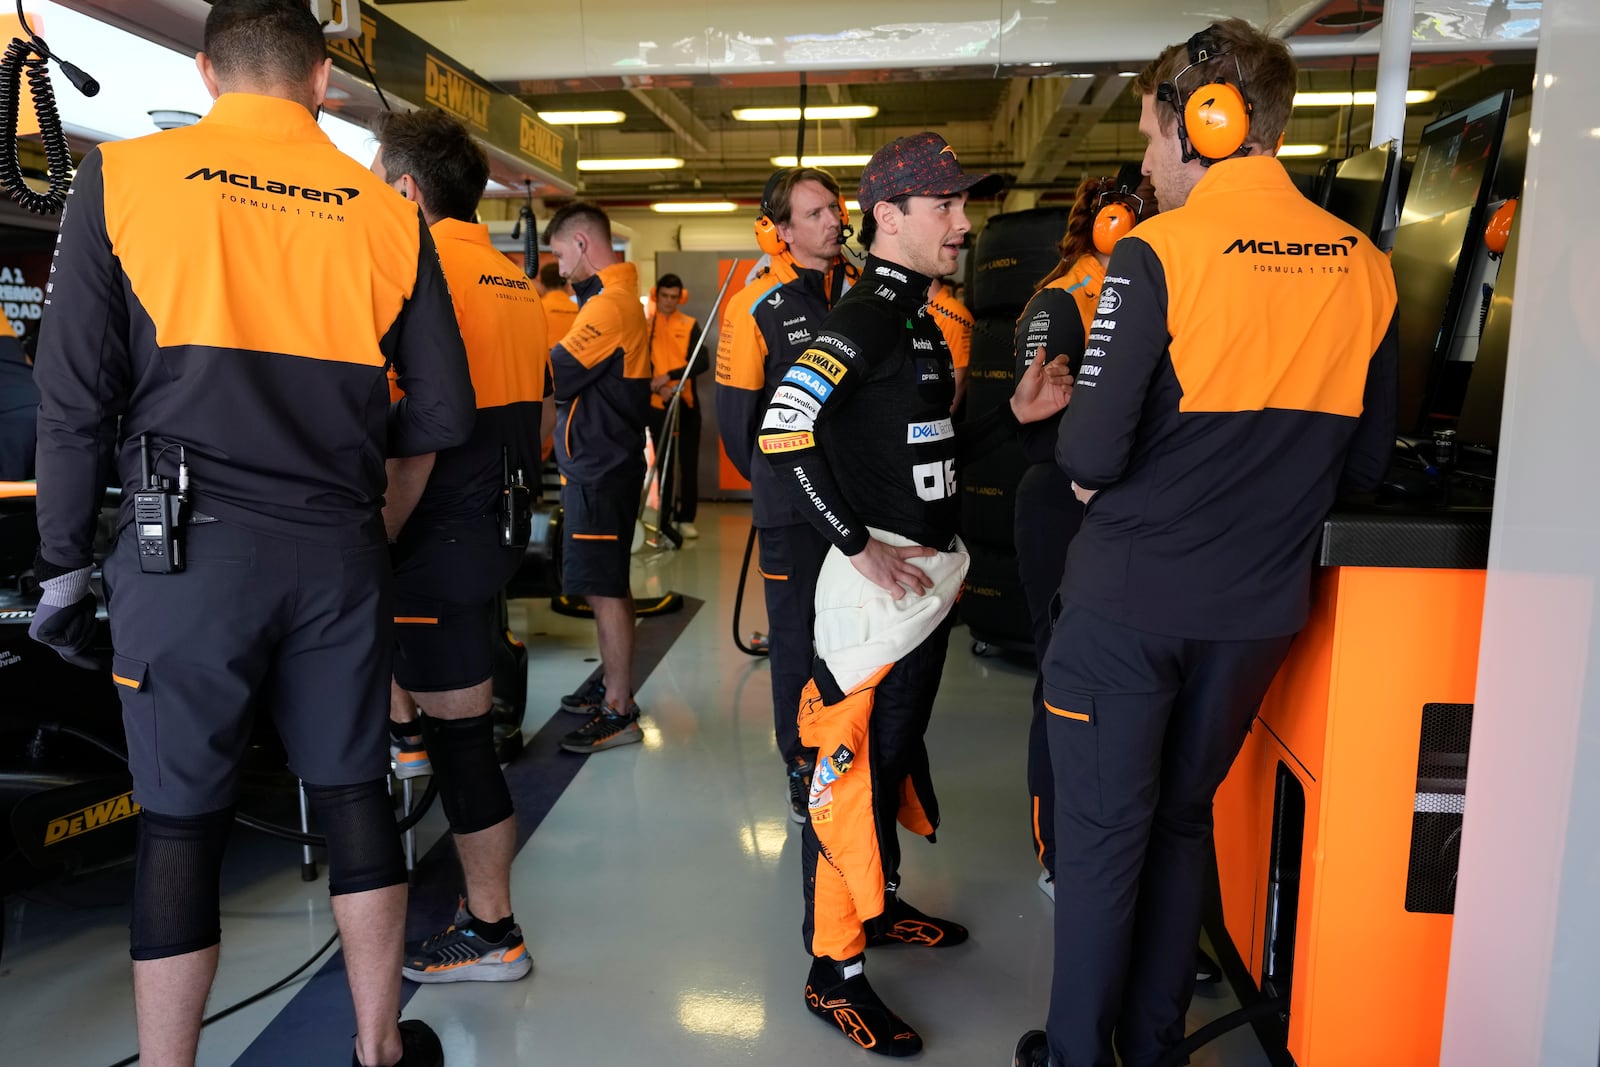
[
  {"xmin": 1014, "ymin": 253, "xmax": 1101, "ymax": 465},
  {"xmin": 34, "ymin": 93, "xmax": 475, "ymax": 569},
  {"xmin": 407, "ymin": 219, "xmax": 547, "ymax": 525},
  {"xmin": 715, "ymin": 255, "xmax": 842, "ymax": 528},
  {"xmin": 646, "ymin": 308, "xmax": 703, "ymax": 410},
  {"xmin": 0, "ymin": 316, "xmax": 37, "ymax": 481},
  {"xmin": 757, "ymin": 255, "xmax": 1019, "ymax": 556},
  {"xmin": 550, "ymin": 261, "xmax": 650, "ymax": 484},
  {"xmin": 1058, "ymin": 155, "xmax": 1398, "ymax": 640},
  {"xmin": 541, "ymin": 287, "xmax": 578, "ymax": 341},
  {"xmin": 928, "ymin": 286, "xmax": 973, "ymax": 373}
]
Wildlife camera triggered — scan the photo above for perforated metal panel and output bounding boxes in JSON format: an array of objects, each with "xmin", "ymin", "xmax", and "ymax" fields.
[{"xmin": 1405, "ymin": 702, "xmax": 1474, "ymax": 914}]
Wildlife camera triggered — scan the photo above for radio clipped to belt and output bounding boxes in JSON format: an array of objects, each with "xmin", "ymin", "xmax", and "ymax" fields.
[
  {"xmin": 499, "ymin": 446, "xmax": 532, "ymax": 549},
  {"xmin": 134, "ymin": 433, "xmax": 188, "ymax": 574}
]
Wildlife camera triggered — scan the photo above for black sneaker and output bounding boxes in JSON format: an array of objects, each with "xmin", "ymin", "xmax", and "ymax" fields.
[
  {"xmin": 402, "ymin": 904, "xmax": 532, "ymax": 984},
  {"xmin": 560, "ymin": 675, "xmax": 606, "ymax": 715},
  {"xmin": 865, "ymin": 892, "xmax": 969, "ymax": 948},
  {"xmin": 559, "ymin": 704, "xmax": 643, "ymax": 753},
  {"xmin": 787, "ymin": 757, "xmax": 813, "ymax": 826},
  {"xmin": 1014, "ymin": 1029, "xmax": 1050, "ymax": 1066},
  {"xmin": 352, "ymin": 1019, "xmax": 444, "ymax": 1067},
  {"xmin": 804, "ymin": 955, "xmax": 922, "ymax": 1058},
  {"xmin": 1196, "ymin": 946, "xmax": 1221, "ymax": 984}
]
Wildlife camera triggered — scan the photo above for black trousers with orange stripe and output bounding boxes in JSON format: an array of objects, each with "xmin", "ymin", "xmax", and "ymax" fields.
[
  {"xmin": 1040, "ymin": 600, "xmax": 1293, "ymax": 1067},
  {"xmin": 802, "ymin": 615, "xmax": 953, "ymax": 961},
  {"xmin": 1014, "ymin": 461, "xmax": 1082, "ymax": 878},
  {"xmin": 758, "ymin": 521, "xmax": 831, "ymax": 767}
]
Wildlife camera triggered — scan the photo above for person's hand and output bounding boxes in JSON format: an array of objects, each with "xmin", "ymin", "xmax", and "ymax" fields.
[
  {"xmin": 651, "ymin": 374, "xmax": 671, "ymax": 391},
  {"xmin": 847, "ymin": 537, "xmax": 937, "ymax": 601},
  {"xmin": 1010, "ymin": 351, "xmax": 1073, "ymax": 424},
  {"xmin": 1071, "ymin": 481, "xmax": 1098, "ymax": 506},
  {"xmin": 28, "ymin": 566, "xmax": 103, "ymax": 671}
]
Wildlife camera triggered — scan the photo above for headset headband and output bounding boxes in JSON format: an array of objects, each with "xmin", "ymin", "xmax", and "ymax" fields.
[{"xmin": 1158, "ymin": 26, "xmax": 1254, "ymax": 165}]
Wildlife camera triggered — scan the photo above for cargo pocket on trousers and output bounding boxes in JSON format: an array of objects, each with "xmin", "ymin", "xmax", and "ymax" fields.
[
  {"xmin": 1043, "ymin": 687, "xmax": 1099, "ymax": 820},
  {"xmin": 111, "ymin": 655, "xmax": 158, "ymax": 787}
]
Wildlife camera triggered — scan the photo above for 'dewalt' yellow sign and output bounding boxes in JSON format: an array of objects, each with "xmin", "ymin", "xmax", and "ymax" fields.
[
  {"xmin": 327, "ymin": 11, "xmax": 378, "ymax": 71},
  {"xmin": 425, "ymin": 54, "xmax": 491, "ymax": 131},
  {"xmin": 519, "ymin": 115, "xmax": 565, "ymax": 173},
  {"xmin": 44, "ymin": 791, "xmax": 141, "ymax": 846}
]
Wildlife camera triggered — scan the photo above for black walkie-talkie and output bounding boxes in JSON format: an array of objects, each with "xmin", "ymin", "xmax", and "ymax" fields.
[
  {"xmin": 499, "ymin": 447, "xmax": 532, "ymax": 549},
  {"xmin": 134, "ymin": 434, "xmax": 186, "ymax": 573}
]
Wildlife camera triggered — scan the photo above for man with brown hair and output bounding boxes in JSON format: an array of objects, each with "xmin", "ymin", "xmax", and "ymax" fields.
[
  {"xmin": 716, "ymin": 166, "xmax": 853, "ymax": 821},
  {"xmin": 30, "ymin": 1, "xmax": 474, "ymax": 1064},
  {"xmin": 1015, "ymin": 19, "xmax": 1397, "ymax": 1067}
]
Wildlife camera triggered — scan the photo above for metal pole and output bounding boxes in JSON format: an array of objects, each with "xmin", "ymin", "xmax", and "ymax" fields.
[{"xmin": 1371, "ymin": 0, "xmax": 1417, "ymax": 149}]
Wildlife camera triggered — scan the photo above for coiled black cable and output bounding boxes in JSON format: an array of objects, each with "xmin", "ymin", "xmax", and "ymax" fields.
[
  {"xmin": 731, "ymin": 525, "xmax": 768, "ymax": 657},
  {"xmin": 0, "ymin": 1, "xmax": 97, "ymax": 215}
]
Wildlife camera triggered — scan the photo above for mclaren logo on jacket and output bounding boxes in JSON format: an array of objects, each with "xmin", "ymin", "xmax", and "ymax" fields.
[
  {"xmin": 185, "ymin": 168, "xmax": 360, "ymax": 204},
  {"xmin": 1224, "ymin": 235, "xmax": 1358, "ymax": 257}
]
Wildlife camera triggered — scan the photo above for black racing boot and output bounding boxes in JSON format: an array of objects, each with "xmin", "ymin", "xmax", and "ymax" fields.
[
  {"xmin": 1014, "ymin": 1029, "xmax": 1051, "ymax": 1066},
  {"xmin": 865, "ymin": 889, "xmax": 969, "ymax": 948},
  {"xmin": 804, "ymin": 955, "xmax": 922, "ymax": 1057},
  {"xmin": 353, "ymin": 1019, "xmax": 444, "ymax": 1067}
]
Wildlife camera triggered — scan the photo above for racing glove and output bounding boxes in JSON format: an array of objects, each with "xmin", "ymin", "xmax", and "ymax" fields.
[{"xmin": 28, "ymin": 562, "xmax": 102, "ymax": 671}]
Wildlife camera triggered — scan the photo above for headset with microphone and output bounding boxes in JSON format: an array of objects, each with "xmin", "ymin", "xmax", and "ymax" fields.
[
  {"xmin": 753, "ymin": 167, "xmax": 854, "ymax": 257},
  {"xmin": 1157, "ymin": 27, "xmax": 1254, "ymax": 166}
]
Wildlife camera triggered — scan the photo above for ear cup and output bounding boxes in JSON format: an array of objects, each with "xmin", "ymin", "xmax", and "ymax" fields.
[
  {"xmin": 1484, "ymin": 198, "xmax": 1517, "ymax": 256},
  {"xmin": 1093, "ymin": 201, "xmax": 1137, "ymax": 255},
  {"xmin": 1184, "ymin": 80, "xmax": 1250, "ymax": 160},
  {"xmin": 754, "ymin": 214, "xmax": 785, "ymax": 255}
]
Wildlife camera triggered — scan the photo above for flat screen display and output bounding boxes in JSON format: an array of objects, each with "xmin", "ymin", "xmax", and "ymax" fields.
[
  {"xmin": 1390, "ymin": 91, "xmax": 1512, "ymax": 433},
  {"xmin": 1325, "ymin": 140, "xmax": 1397, "ymax": 241}
]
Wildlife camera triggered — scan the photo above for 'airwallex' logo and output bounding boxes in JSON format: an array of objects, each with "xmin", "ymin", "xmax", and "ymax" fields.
[
  {"xmin": 1224, "ymin": 235, "xmax": 1358, "ymax": 257},
  {"xmin": 186, "ymin": 168, "xmax": 360, "ymax": 205}
]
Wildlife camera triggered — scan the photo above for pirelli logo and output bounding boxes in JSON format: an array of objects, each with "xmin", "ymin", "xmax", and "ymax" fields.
[
  {"xmin": 796, "ymin": 349, "xmax": 847, "ymax": 384},
  {"xmin": 759, "ymin": 431, "xmax": 815, "ymax": 454},
  {"xmin": 425, "ymin": 55, "xmax": 490, "ymax": 131},
  {"xmin": 519, "ymin": 115, "xmax": 564, "ymax": 172},
  {"xmin": 45, "ymin": 790, "xmax": 141, "ymax": 846}
]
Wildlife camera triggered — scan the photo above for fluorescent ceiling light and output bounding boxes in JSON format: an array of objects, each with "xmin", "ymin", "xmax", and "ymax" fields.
[
  {"xmin": 1294, "ymin": 89, "xmax": 1437, "ymax": 107},
  {"xmin": 1118, "ymin": 71, "xmax": 1141, "ymax": 77},
  {"xmin": 537, "ymin": 110, "xmax": 626, "ymax": 125},
  {"xmin": 732, "ymin": 105, "xmax": 879, "ymax": 122},
  {"xmin": 844, "ymin": 200, "xmax": 860, "ymax": 212},
  {"xmin": 771, "ymin": 154, "xmax": 874, "ymax": 167},
  {"xmin": 1276, "ymin": 144, "xmax": 1329, "ymax": 157},
  {"xmin": 651, "ymin": 201, "xmax": 738, "ymax": 213},
  {"xmin": 576, "ymin": 157, "xmax": 685, "ymax": 171}
]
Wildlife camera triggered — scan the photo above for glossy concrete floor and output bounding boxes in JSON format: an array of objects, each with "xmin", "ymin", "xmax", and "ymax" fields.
[{"xmin": 0, "ymin": 503, "xmax": 1274, "ymax": 1067}]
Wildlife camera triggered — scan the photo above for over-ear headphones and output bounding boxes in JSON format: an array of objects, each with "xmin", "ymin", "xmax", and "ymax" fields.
[
  {"xmin": 754, "ymin": 168, "xmax": 854, "ymax": 256},
  {"xmin": 1157, "ymin": 27, "xmax": 1253, "ymax": 165},
  {"xmin": 1092, "ymin": 186, "xmax": 1143, "ymax": 254}
]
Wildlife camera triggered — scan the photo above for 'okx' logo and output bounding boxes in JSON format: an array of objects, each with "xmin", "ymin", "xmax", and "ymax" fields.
[{"xmin": 186, "ymin": 168, "xmax": 361, "ymax": 205}]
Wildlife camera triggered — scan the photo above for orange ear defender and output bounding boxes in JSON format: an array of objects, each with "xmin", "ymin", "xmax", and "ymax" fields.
[
  {"xmin": 1093, "ymin": 197, "xmax": 1138, "ymax": 255},
  {"xmin": 755, "ymin": 168, "xmax": 795, "ymax": 256},
  {"xmin": 1157, "ymin": 27, "xmax": 1253, "ymax": 165},
  {"xmin": 1485, "ymin": 198, "xmax": 1517, "ymax": 257}
]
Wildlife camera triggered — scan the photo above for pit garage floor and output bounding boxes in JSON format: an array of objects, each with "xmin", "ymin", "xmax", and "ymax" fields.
[{"xmin": 0, "ymin": 503, "xmax": 1274, "ymax": 1067}]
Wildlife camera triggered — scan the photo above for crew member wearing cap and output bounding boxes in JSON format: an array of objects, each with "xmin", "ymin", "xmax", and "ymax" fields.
[
  {"xmin": 926, "ymin": 278, "xmax": 973, "ymax": 413},
  {"xmin": 544, "ymin": 202, "xmax": 653, "ymax": 754},
  {"xmin": 0, "ymin": 316, "xmax": 37, "ymax": 479},
  {"xmin": 645, "ymin": 273, "xmax": 705, "ymax": 539},
  {"xmin": 716, "ymin": 166, "xmax": 854, "ymax": 825},
  {"xmin": 369, "ymin": 108, "xmax": 544, "ymax": 987},
  {"xmin": 1013, "ymin": 20, "xmax": 1396, "ymax": 1067},
  {"xmin": 757, "ymin": 132, "xmax": 1071, "ymax": 1057}
]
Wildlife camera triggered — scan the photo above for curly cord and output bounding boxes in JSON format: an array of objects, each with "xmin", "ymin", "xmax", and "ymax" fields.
[{"xmin": 0, "ymin": 36, "xmax": 74, "ymax": 214}]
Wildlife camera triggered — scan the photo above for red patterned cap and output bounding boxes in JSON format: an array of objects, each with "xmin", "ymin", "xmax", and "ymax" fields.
[{"xmin": 857, "ymin": 132, "xmax": 1001, "ymax": 218}]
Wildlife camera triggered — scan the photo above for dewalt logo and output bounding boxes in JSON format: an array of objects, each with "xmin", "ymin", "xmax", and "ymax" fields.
[
  {"xmin": 481, "ymin": 273, "xmax": 531, "ymax": 290},
  {"xmin": 44, "ymin": 791, "xmax": 141, "ymax": 846},
  {"xmin": 326, "ymin": 7, "xmax": 377, "ymax": 69},
  {"xmin": 519, "ymin": 114, "xmax": 564, "ymax": 171},
  {"xmin": 426, "ymin": 55, "xmax": 490, "ymax": 131},
  {"xmin": 1224, "ymin": 235, "xmax": 1358, "ymax": 257},
  {"xmin": 186, "ymin": 168, "xmax": 360, "ymax": 205}
]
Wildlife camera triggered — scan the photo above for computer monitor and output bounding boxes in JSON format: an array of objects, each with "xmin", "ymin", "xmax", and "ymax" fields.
[
  {"xmin": 1325, "ymin": 140, "xmax": 1399, "ymax": 242},
  {"xmin": 1390, "ymin": 90, "xmax": 1513, "ymax": 434}
]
